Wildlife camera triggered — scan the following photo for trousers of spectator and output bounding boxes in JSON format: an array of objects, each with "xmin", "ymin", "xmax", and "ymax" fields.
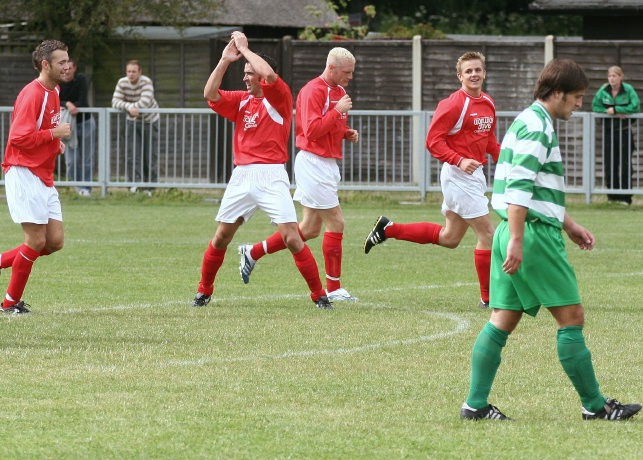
[
  {"xmin": 65, "ymin": 117, "xmax": 96, "ymax": 185},
  {"xmin": 126, "ymin": 119, "xmax": 159, "ymax": 184},
  {"xmin": 602, "ymin": 118, "xmax": 634, "ymax": 203}
]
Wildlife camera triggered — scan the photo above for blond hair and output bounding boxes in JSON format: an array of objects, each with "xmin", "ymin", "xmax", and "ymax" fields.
[
  {"xmin": 456, "ymin": 51, "xmax": 486, "ymax": 74},
  {"xmin": 327, "ymin": 47, "xmax": 355, "ymax": 67},
  {"xmin": 607, "ymin": 66, "xmax": 624, "ymax": 78}
]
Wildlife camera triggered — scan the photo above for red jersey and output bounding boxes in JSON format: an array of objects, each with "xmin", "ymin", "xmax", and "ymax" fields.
[
  {"xmin": 426, "ymin": 88, "xmax": 500, "ymax": 166},
  {"xmin": 295, "ymin": 76, "xmax": 351, "ymax": 159},
  {"xmin": 3, "ymin": 79, "xmax": 63, "ymax": 187},
  {"xmin": 209, "ymin": 76, "xmax": 293, "ymax": 165}
]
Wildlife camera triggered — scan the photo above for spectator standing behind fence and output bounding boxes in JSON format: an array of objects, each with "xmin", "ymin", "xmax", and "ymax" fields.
[
  {"xmin": 591, "ymin": 66, "xmax": 640, "ymax": 206},
  {"xmin": 190, "ymin": 32, "xmax": 330, "ymax": 310},
  {"xmin": 237, "ymin": 47, "xmax": 360, "ymax": 303},
  {"xmin": 364, "ymin": 51, "xmax": 500, "ymax": 309},
  {"xmin": 111, "ymin": 59, "xmax": 159, "ymax": 194},
  {"xmin": 60, "ymin": 58, "xmax": 96, "ymax": 197},
  {"xmin": 461, "ymin": 59, "xmax": 641, "ymax": 421},
  {"xmin": 0, "ymin": 39, "xmax": 71, "ymax": 315}
]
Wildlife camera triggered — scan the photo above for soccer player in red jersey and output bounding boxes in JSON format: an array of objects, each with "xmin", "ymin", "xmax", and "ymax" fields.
[
  {"xmin": 1, "ymin": 39, "xmax": 71, "ymax": 315},
  {"xmin": 238, "ymin": 47, "xmax": 360, "ymax": 303},
  {"xmin": 190, "ymin": 32, "xmax": 330, "ymax": 309},
  {"xmin": 364, "ymin": 51, "xmax": 500, "ymax": 309}
]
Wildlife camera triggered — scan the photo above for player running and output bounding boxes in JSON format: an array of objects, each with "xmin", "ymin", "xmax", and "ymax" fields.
[
  {"xmin": 238, "ymin": 47, "xmax": 360, "ymax": 303},
  {"xmin": 364, "ymin": 51, "xmax": 499, "ymax": 309}
]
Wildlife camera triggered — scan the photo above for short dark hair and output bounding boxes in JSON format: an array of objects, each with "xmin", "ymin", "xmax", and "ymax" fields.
[
  {"xmin": 126, "ymin": 59, "xmax": 141, "ymax": 70},
  {"xmin": 256, "ymin": 52, "xmax": 278, "ymax": 73},
  {"xmin": 534, "ymin": 59, "xmax": 588, "ymax": 101},
  {"xmin": 32, "ymin": 39, "xmax": 68, "ymax": 72}
]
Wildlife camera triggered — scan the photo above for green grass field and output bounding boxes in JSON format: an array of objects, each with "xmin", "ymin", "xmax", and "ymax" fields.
[{"xmin": 1, "ymin": 190, "xmax": 642, "ymax": 459}]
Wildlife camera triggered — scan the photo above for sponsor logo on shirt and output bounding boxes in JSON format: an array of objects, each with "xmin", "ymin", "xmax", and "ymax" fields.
[
  {"xmin": 243, "ymin": 112, "xmax": 259, "ymax": 131},
  {"xmin": 473, "ymin": 116, "xmax": 493, "ymax": 133}
]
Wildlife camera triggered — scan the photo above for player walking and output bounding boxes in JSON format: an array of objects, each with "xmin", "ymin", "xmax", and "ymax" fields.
[
  {"xmin": 461, "ymin": 59, "xmax": 641, "ymax": 421},
  {"xmin": 1, "ymin": 39, "xmax": 71, "ymax": 315}
]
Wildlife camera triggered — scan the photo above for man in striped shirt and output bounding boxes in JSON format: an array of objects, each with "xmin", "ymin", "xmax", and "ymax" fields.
[
  {"xmin": 461, "ymin": 59, "xmax": 641, "ymax": 421},
  {"xmin": 112, "ymin": 60, "xmax": 160, "ymax": 193}
]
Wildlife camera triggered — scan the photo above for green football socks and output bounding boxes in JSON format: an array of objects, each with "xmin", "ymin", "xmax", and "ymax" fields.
[
  {"xmin": 466, "ymin": 323, "xmax": 606, "ymax": 413},
  {"xmin": 465, "ymin": 322, "xmax": 509, "ymax": 409},
  {"xmin": 557, "ymin": 325, "xmax": 606, "ymax": 412}
]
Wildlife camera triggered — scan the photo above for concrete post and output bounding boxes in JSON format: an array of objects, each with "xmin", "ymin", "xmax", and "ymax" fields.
[
  {"xmin": 412, "ymin": 35, "xmax": 422, "ymax": 186},
  {"xmin": 545, "ymin": 35, "xmax": 555, "ymax": 64}
]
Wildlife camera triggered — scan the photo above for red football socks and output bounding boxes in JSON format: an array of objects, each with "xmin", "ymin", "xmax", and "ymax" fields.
[
  {"xmin": 3, "ymin": 244, "xmax": 39, "ymax": 309},
  {"xmin": 197, "ymin": 243, "xmax": 226, "ymax": 296},
  {"xmin": 0, "ymin": 246, "xmax": 21, "ymax": 269},
  {"xmin": 386, "ymin": 222, "xmax": 442, "ymax": 245},
  {"xmin": 474, "ymin": 249, "xmax": 491, "ymax": 304},
  {"xmin": 322, "ymin": 232, "xmax": 343, "ymax": 293},
  {"xmin": 250, "ymin": 227, "xmax": 306, "ymax": 261},
  {"xmin": 292, "ymin": 245, "xmax": 325, "ymax": 301}
]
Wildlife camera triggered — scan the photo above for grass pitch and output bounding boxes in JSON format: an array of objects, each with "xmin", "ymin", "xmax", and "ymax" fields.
[{"xmin": 1, "ymin": 191, "xmax": 642, "ymax": 459}]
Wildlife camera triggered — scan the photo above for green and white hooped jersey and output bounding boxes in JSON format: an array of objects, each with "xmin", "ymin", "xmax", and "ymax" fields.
[{"xmin": 491, "ymin": 101, "xmax": 566, "ymax": 229}]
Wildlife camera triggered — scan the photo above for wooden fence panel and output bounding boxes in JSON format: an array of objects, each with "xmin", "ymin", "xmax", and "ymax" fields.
[{"xmin": 0, "ymin": 55, "xmax": 36, "ymax": 106}]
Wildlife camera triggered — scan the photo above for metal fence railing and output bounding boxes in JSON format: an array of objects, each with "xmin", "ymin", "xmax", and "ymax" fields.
[{"xmin": 1, "ymin": 107, "xmax": 641, "ymax": 203}]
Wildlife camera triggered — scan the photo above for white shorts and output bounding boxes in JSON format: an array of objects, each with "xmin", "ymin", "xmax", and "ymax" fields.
[
  {"xmin": 292, "ymin": 150, "xmax": 340, "ymax": 209},
  {"xmin": 5, "ymin": 166, "xmax": 62, "ymax": 224},
  {"xmin": 216, "ymin": 164, "xmax": 297, "ymax": 225},
  {"xmin": 440, "ymin": 163, "xmax": 490, "ymax": 219}
]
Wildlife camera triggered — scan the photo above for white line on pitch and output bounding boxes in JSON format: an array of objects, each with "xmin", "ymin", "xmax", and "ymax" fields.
[
  {"xmin": 46, "ymin": 281, "xmax": 477, "ymax": 314},
  {"xmin": 164, "ymin": 311, "xmax": 470, "ymax": 365}
]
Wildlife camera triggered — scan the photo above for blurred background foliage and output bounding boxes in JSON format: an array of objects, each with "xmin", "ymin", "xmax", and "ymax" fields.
[{"xmin": 300, "ymin": 0, "xmax": 582, "ymax": 40}]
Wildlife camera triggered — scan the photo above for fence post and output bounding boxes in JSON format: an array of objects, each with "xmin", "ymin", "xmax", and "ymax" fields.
[
  {"xmin": 419, "ymin": 110, "xmax": 428, "ymax": 201},
  {"xmin": 544, "ymin": 35, "xmax": 555, "ymax": 64},
  {"xmin": 585, "ymin": 112, "xmax": 595, "ymax": 204},
  {"xmin": 412, "ymin": 35, "xmax": 422, "ymax": 195},
  {"xmin": 281, "ymin": 35, "xmax": 293, "ymax": 90},
  {"xmin": 99, "ymin": 108, "xmax": 109, "ymax": 197}
]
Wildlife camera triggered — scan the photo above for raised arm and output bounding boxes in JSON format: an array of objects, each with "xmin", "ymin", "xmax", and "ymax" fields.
[
  {"xmin": 204, "ymin": 39, "xmax": 242, "ymax": 102},
  {"xmin": 231, "ymin": 31, "xmax": 277, "ymax": 84}
]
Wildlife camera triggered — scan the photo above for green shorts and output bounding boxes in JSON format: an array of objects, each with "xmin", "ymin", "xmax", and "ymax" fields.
[{"xmin": 490, "ymin": 220, "xmax": 581, "ymax": 316}]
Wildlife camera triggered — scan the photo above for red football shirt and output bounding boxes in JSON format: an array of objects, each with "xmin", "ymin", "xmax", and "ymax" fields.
[
  {"xmin": 209, "ymin": 76, "xmax": 293, "ymax": 165},
  {"xmin": 426, "ymin": 88, "xmax": 500, "ymax": 166},
  {"xmin": 295, "ymin": 76, "xmax": 351, "ymax": 159},
  {"xmin": 3, "ymin": 79, "xmax": 63, "ymax": 187}
]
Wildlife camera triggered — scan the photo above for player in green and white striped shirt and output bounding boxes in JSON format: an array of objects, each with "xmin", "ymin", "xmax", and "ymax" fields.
[
  {"xmin": 461, "ymin": 59, "xmax": 641, "ymax": 421},
  {"xmin": 490, "ymin": 100, "xmax": 566, "ymax": 228}
]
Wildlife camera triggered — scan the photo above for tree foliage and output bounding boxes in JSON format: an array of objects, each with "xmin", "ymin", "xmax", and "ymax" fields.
[
  {"xmin": 299, "ymin": 3, "xmax": 377, "ymax": 40},
  {"xmin": 346, "ymin": 0, "xmax": 582, "ymax": 36},
  {"xmin": 0, "ymin": 0, "xmax": 223, "ymax": 68}
]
